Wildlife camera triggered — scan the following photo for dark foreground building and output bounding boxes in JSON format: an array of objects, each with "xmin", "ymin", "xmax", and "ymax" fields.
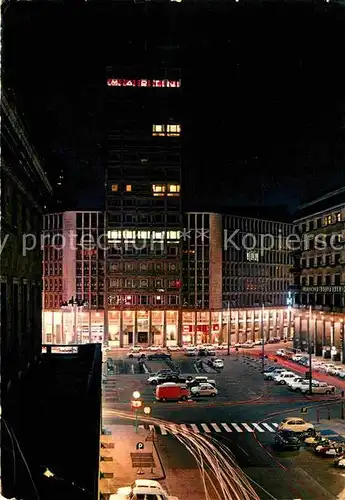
[{"xmin": 1, "ymin": 92, "xmax": 101, "ymax": 500}]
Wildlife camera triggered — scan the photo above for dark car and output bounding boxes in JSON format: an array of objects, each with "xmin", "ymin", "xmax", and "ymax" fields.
[
  {"xmin": 147, "ymin": 352, "xmax": 172, "ymax": 361},
  {"xmin": 275, "ymin": 430, "xmax": 300, "ymax": 450}
]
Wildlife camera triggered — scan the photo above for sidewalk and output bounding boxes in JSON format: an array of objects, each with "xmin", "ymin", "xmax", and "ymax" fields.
[
  {"xmin": 311, "ymin": 418, "xmax": 345, "ymax": 442},
  {"xmin": 99, "ymin": 424, "xmax": 165, "ymax": 498}
]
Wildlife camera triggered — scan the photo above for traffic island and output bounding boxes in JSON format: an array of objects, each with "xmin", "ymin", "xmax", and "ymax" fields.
[{"xmin": 99, "ymin": 424, "xmax": 165, "ymax": 499}]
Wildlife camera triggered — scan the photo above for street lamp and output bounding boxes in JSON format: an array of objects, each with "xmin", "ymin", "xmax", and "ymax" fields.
[
  {"xmin": 261, "ymin": 303, "xmax": 265, "ymax": 372},
  {"xmin": 143, "ymin": 406, "xmax": 151, "ymax": 416},
  {"xmin": 132, "ymin": 391, "xmax": 141, "ymax": 433},
  {"xmin": 307, "ymin": 305, "xmax": 313, "ymax": 395},
  {"xmin": 227, "ymin": 300, "xmax": 231, "ymax": 356}
]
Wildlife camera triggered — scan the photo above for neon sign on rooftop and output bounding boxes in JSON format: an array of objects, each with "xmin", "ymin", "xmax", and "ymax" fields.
[{"xmin": 107, "ymin": 78, "xmax": 181, "ymax": 88}]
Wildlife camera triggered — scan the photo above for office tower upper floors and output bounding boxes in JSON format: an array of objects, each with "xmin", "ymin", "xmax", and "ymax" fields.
[{"xmin": 292, "ymin": 187, "xmax": 345, "ymax": 311}]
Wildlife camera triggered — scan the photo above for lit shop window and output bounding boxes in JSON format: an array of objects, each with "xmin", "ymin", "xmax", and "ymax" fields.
[
  {"xmin": 336, "ymin": 212, "xmax": 341, "ymax": 222},
  {"xmin": 137, "ymin": 231, "xmax": 149, "ymax": 239},
  {"xmin": 152, "ymin": 124, "xmax": 165, "ymax": 136},
  {"xmin": 153, "ymin": 184, "xmax": 166, "ymax": 196},
  {"xmin": 126, "ymin": 184, "xmax": 132, "ymax": 192},
  {"xmin": 111, "ymin": 184, "xmax": 118, "ymax": 192},
  {"xmin": 123, "ymin": 230, "xmax": 135, "ymax": 240},
  {"xmin": 323, "ymin": 214, "xmax": 332, "ymax": 226},
  {"xmin": 167, "ymin": 124, "xmax": 181, "ymax": 136}
]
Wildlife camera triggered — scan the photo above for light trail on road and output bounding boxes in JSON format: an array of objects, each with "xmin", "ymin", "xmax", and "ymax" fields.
[{"xmin": 105, "ymin": 408, "xmax": 261, "ymax": 500}]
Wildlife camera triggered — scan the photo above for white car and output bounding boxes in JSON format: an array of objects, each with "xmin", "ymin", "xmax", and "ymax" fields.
[
  {"xmin": 285, "ymin": 375, "xmax": 303, "ymax": 387},
  {"xmin": 276, "ymin": 349, "xmax": 287, "ymax": 356},
  {"xmin": 110, "ymin": 479, "xmax": 179, "ymax": 500},
  {"xmin": 127, "ymin": 349, "xmax": 145, "ymax": 359},
  {"xmin": 191, "ymin": 383, "xmax": 218, "ymax": 397},
  {"xmin": 212, "ymin": 358, "xmax": 224, "ymax": 369},
  {"xmin": 324, "ymin": 364, "xmax": 337, "ymax": 374},
  {"xmin": 217, "ymin": 343, "xmax": 229, "ymax": 350},
  {"xmin": 287, "ymin": 377, "xmax": 305, "ymax": 390},
  {"xmin": 243, "ymin": 341, "xmax": 255, "ymax": 348},
  {"xmin": 300, "ymin": 381, "xmax": 335, "ymax": 395},
  {"xmin": 278, "ymin": 417, "xmax": 314, "ymax": 433},
  {"xmin": 292, "ymin": 354, "xmax": 306, "ymax": 362},
  {"xmin": 168, "ymin": 345, "xmax": 183, "ymax": 351},
  {"xmin": 274, "ymin": 372, "xmax": 298, "ymax": 385},
  {"xmin": 263, "ymin": 368, "xmax": 285, "ymax": 380},
  {"xmin": 185, "ymin": 347, "xmax": 198, "ymax": 356},
  {"xmin": 147, "ymin": 345, "xmax": 163, "ymax": 351}
]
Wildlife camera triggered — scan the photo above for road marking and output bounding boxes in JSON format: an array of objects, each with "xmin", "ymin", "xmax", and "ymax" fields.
[
  {"xmin": 237, "ymin": 445, "xmax": 249, "ymax": 456},
  {"xmin": 180, "ymin": 424, "xmax": 190, "ymax": 432},
  {"xmin": 272, "ymin": 423, "xmax": 279, "ymax": 428},
  {"xmin": 242, "ymin": 423, "xmax": 254, "ymax": 432},
  {"xmin": 252, "ymin": 423, "xmax": 265, "ymax": 432},
  {"xmin": 231, "ymin": 423, "xmax": 243, "ymax": 433},
  {"xmin": 210, "ymin": 423, "xmax": 222, "ymax": 433},
  {"xmin": 221, "ymin": 423, "xmax": 232, "ymax": 432},
  {"xmin": 149, "ymin": 425, "xmax": 155, "ymax": 433},
  {"xmin": 262, "ymin": 423, "xmax": 276, "ymax": 433},
  {"xmin": 168, "ymin": 425, "xmax": 179, "ymax": 435},
  {"xmin": 190, "ymin": 424, "xmax": 200, "ymax": 433},
  {"xmin": 201, "ymin": 423, "xmax": 211, "ymax": 433},
  {"xmin": 138, "ymin": 425, "xmax": 145, "ymax": 430},
  {"xmin": 159, "ymin": 425, "xmax": 168, "ymax": 435}
]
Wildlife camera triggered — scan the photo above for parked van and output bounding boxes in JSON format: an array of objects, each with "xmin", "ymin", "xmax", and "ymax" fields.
[{"xmin": 155, "ymin": 382, "xmax": 190, "ymax": 402}]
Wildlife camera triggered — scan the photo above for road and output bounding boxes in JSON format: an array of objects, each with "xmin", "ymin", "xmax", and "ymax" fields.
[{"xmin": 103, "ymin": 347, "xmax": 345, "ymax": 500}]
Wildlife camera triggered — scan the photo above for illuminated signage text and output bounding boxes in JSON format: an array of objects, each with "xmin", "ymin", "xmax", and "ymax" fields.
[{"xmin": 107, "ymin": 78, "xmax": 181, "ymax": 88}]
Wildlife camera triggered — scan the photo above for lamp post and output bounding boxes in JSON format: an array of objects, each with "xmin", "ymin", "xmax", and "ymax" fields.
[
  {"xmin": 132, "ymin": 391, "xmax": 141, "ymax": 433},
  {"xmin": 261, "ymin": 303, "xmax": 265, "ymax": 372},
  {"xmin": 227, "ymin": 300, "xmax": 231, "ymax": 356}
]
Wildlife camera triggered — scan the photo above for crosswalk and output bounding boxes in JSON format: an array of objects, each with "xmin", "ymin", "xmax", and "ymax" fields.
[{"xmin": 138, "ymin": 422, "xmax": 279, "ymax": 435}]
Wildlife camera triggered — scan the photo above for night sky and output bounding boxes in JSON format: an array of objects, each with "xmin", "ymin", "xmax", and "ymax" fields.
[{"xmin": 3, "ymin": 1, "xmax": 345, "ymax": 214}]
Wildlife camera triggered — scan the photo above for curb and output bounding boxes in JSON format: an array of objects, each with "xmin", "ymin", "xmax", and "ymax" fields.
[{"xmin": 152, "ymin": 437, "xmax": 166, "ymax": 481}]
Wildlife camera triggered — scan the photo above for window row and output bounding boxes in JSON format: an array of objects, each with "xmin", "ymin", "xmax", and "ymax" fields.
[
  {"xmin": 107, "ymin": 246, "xmax": 179, "ymax": 257},
  {"xmin": 109, "ymin": 261, "xmax": 179, "ymax": 272},
  {"xmin": 301, "ymin": 274, "xmax": 341, "ymax": 286},
  {"xmin": 108, "ymin": 278, "xmax": 181, "ymax": 289},
  {"xmin": 44, "ymin": 264, "xmax": 63, "ymax": 276},
  {"xmin": 107, "ymin": 213, "xmax": 180, "ymax": 224},
  {"xmin": 301, "ymin": 254, "xmax": 341, "ymax": 267},
  {"xmin": 108, "ymin": 198, "xmax": 180, "ymax": 208},
  {"xmin": 108, "ymin": 294, "xmax": 180, "ymax": 306},
  {"xmin": 152, "ymin": 124, "xmax": 181, "ymax": 137},
  {"xmin": 297, "ymin": 211, "xmax": 342, "ymax": 233}
]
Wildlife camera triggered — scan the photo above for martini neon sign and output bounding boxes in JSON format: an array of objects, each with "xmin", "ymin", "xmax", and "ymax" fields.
[{"xmin": 107, "ymin": 78, "xmax": 181, "ymax": 88}]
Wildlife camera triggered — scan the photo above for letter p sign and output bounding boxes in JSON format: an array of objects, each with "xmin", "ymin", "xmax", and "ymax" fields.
[{"xmin": 136, "ymin": 442, "xmax": 144, "ymax": 450}]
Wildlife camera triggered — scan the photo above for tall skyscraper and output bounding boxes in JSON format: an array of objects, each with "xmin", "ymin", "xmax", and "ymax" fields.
[{"xmin": 105, "ymin": 69, "xmax": 183, "ymax": 346}]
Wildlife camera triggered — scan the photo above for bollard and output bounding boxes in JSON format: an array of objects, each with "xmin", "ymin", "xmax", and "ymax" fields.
[
  {"xmin": 328, "ymin": 408, "xmax": 331, "ymax": 420},
  {"xmin": 316, "ymin": 409, "xmax": 320, "ymax": 424},
  {"xmin": 342, "ymin": 401, "xmax": 345, "ymax": 420}
]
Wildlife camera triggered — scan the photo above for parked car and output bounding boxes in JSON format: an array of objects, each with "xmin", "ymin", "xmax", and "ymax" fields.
[
  {"xmin": 275, "ymin": 430, "xmax": 301, "ymax": 450},
  {"xmin": 274, "ymin": 372, "xmax": 299, "ymax": 385},
  {"xmin": 147, "ymin": 352, "xmax": 172, "ymax": 361},
  {"xmin": 276, "ymin": 349, "xmax": 287, "ymax": 356},
  {"xmin": 278, "ymin": 417, "xmax": 314, "ymax": 434},
  {"xmin": 206, "ymin": 348, "xmax": 216, "ymax": 356},
  {"xmin": 300, "ymin": 381, "xmax": 335, "ymax": 395},
  {"xmin": 127, "ymin": 350, "xmax": 146, "ymax": 359},
  {"xmin": 263, "ymin": 368, "xmax": 285, "ymax": 380},
  {"xmin": 110, "ymin": 479, "xmax": 179, "ymax": 500},
  {"xmin": 147, "ymin": 373, "xmax": 183, "ymax": 385},
  {"xmin": 190, "ymin": 383, "xmax": 218, "ymax": 397},
  {"xmin": 186, "ymin": 376, "xmax": 216, "ymax": 388},
  {"xmin": 147, "ymin": 345, "xmax": 163, "ymax": 351},
  {"xmin": 167, "ymin": 345, "xmax": 183, "ymax": 351},
  {"xmin": 185, "ymin": 347, "xmax": 198, "ymax": 357},
  {"xmin": 155, "ymin": 383, "xmax": 190, "ymax": 402}
]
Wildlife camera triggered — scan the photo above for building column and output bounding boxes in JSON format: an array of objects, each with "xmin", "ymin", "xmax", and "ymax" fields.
[
  {"xmin": 148, "ymin": 310, "xmax": 152, "ymax": 346},
  {"xmin": 194, "ymin": 311, "xmax": 198, "ymax": 345},
  {"xmin": 178, "ymin": 308, "xmax": 183, "ymax": 346},
  {"xmin": 163, "ymin": 310, "xmax": 167, "ymax": 347},
  {"xmin": 208, "ymin": 310, "xmax": 212, "ymax": 343},
  {"xmin": 235, "ymin": 310, "xmax": 239, "ymax": 344},
  {"xmin": 52, "ymin": 310, "xmax": 55, "ymax": 344},
  {"xmin": 134, "ymin": 310, "xmax": 138, "ymax": 345},
  {"xmin": 119, "ymin": 310, "xmax": 124, "ymax": 347}
]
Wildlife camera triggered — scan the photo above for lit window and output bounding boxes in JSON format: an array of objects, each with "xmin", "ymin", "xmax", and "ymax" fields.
[
  {"xmin": 137, "ymin": 231, "xmax": 149, "ymax": 239},
  {"xmin": 153, "ymin": 184, "xmax": 166, "ymax": 196},
  {"xmin": 126, "ymin": 184, "xmax": 132, "ymax": 192},
  {"xmin": 123, "ymin": 230, "xmax": 134, "ymax": 239},
  {"xmin": 140, "ymin": 279, "xmax": 148, "ymax": 287},
  {"xmin": 336, "ymin": 212, "xmax": 341, "ymax": 222},
  {"xmin": 111, "ymin": 184, "xmax": 118, "ymax": 192},
  {"xmin": 167, "ymin": 124, "xmax": 181, "ymax": 136},
  {"xmin": 152, "ymin": 124, "xmax": 165, "ymax": 136},
  {"xmin": 168, "ymin": 184, "xmax": 180, "ymax": 193},
  {"xmin": 167, "ymin": 231, "xmax": 180, "ymax": 240},
  {"xmin": 152, "ymin": 231, "xmax": 164, "ymax": 240}
]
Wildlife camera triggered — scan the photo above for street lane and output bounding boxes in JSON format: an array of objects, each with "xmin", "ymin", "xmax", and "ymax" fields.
[{"xmin": 103, "ymin": 350, "xmax": 345, "ymax": 499}]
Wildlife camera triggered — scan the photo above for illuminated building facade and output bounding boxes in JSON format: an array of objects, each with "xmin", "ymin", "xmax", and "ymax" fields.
[
  {"xmin": 42, "ymin": 211, "xmax": 105, "ymax": 344},
  {"xmin": 291, "ymin": 188, "xmax": 345, "ymax": 359},
  {"xmin": 105, "ymin": 67, "xmax": 183, "ymax": 347}
]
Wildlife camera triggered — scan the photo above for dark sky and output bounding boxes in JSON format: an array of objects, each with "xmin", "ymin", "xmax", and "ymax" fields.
[{"xmin": 3, "ymin": 1, "xmax": 345, "ymax": 213}]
